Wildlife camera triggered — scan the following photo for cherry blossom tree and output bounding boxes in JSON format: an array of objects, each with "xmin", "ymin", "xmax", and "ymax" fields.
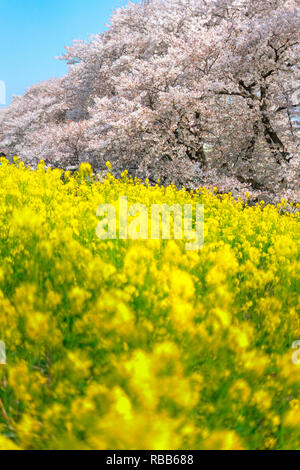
[
  {"xmin": 0, "ymin": 78, "xmax": 69, "ymax": 165},
  {"xmin": 0, "ymin": 0, "xmax": 299, "ymax": 200}
]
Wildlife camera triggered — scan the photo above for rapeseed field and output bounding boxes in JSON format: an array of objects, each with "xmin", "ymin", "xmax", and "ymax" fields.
[{"xmin": 0, "ymin": 157, "xmax": 299, "ymax": 450}]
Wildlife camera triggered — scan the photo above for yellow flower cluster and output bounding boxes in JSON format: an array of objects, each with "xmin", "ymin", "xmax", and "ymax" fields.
[{"xmin": 0, "ymin": 157, "xmax": 299, "ymax": 450}]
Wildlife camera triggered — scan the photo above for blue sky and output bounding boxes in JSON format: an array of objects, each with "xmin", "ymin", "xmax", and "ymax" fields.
[{"xmin": 0, "ymin": 0, "xmax": 136, "ymax": 107}]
